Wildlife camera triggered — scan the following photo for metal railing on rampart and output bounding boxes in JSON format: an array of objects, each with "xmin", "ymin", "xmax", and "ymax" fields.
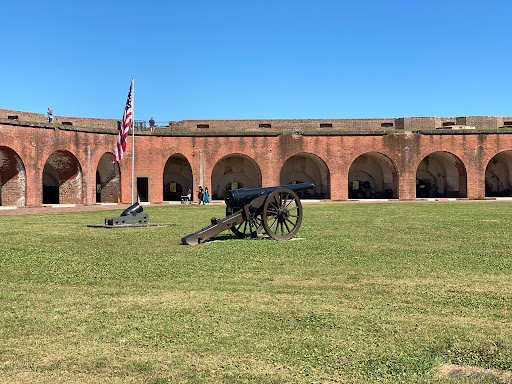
[{"xmin": 132, "ymin": 120, "xmax": 173, "ymax": 132}]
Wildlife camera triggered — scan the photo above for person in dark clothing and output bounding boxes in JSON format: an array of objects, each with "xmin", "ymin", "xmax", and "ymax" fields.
[
  {"xmin": 149, "ymin": 117, "xmax": 155, "ymax": 132},
  {"xmin": 197, "ymin": 185, "xmax": 204, "ymax": 205}
]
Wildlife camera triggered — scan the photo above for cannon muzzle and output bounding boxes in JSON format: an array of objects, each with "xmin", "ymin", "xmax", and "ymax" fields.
[
  {"xmin": 224, "ymin": 182, "xmax": 314, "ymax": 208},
  {"xmin": 121, "ymin": 202, "xmax": 143, "ymax": 216}
]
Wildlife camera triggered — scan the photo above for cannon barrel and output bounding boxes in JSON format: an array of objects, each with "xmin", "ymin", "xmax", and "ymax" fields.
[
  {"xmin": 121, "ymin": 202, "xmax": 143, "ymax": 216},
  {"xmin": 224, "ymin": 182, "xmax": 314, "ymax": 208}
]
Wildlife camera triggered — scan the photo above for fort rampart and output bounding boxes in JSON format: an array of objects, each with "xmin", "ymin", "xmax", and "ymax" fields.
[{"xmin": 2, "ymin": 108, "xmax": 512, "ymax": 206}]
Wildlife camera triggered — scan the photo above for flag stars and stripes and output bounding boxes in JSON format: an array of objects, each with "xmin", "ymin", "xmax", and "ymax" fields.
[{"xmin": 114, "ymin": 78, "xmax": 134, "ymax": 163}]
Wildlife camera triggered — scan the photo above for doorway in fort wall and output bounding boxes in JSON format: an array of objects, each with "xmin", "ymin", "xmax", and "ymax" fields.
[
  {"xmin": 280, "ymin": 153, "xmax": 329, "ymax": 199},
  {"xmin": 163, "ymin": 154, "xmax": 193, "ymax": 201},
  {"xmin": 416, "ymin": 152, "xmax": 467, "ymax": 198},
  {"xmin": 42, "ymin": 150, "xmax": 83, "ymax": 204},
  {"xmin": 485, "ymin": 150, "xmax": 512, "ymax": 197},
  {"xmin": 211, "ymin": 154, "xmax": 262, "ymax": 200},
  {"xmin": 0, "ymin": 146, "xmax": 26, "ymax": 207},
  {"xmin": 348, "ymin": 152, "xmax": 398, "ymax": 199},
  {"xmin": 96, "ymin": 153, "xmax": 121, "ymax": 203}
]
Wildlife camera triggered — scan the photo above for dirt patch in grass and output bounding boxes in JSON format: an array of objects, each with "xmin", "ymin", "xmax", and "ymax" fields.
[{"xmin": 438, "ymin": 364, "xmax": 512, "ymax": 382}]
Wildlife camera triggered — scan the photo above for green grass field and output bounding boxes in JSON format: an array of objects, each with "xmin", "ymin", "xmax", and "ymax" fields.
[{"xmin": 1, "ymin": 202, "xmax": 511, "ymax": 383}]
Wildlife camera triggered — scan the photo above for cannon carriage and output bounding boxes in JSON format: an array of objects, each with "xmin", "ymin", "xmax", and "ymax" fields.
[{"xmin": 181, "ymin": 182, "xmax": 314, "ymax": 245}]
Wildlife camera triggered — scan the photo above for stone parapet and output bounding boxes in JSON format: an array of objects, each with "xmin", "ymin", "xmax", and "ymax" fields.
[{"xmin": 2, "ymin": 109, "xmax": 512, "ymax": 133}]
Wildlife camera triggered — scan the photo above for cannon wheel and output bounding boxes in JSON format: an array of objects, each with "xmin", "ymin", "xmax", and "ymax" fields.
[
  {"xmin": 226, "ymin": 207, "xmax": 263, "ymax": 238},
  {"xmin": 261, "ymin": 188, "xmax": 303, "ymax": 241}
]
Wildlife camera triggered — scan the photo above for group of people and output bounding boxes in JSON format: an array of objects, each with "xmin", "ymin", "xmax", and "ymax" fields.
[
  {"xmin": 183, "ymin": 186, "xmax": 210, "ymax": 204},
  {"xmin": 197, "ymin": 185, "xmax": 210, "ymax": 205}
]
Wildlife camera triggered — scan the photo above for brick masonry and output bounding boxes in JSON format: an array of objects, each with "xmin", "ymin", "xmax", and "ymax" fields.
[{"xmin": 2, "ymin": 110, "xmax": 512, "ymax": 206}]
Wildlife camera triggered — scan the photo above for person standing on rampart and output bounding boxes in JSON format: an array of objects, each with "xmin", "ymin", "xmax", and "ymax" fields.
[
  {"xmin": 149, "ymin": 117, "xmax": 155, "ymax": 132},
  {"xmin": 47, "ymin": 107, "xmax": 53, "ymax": 123}
]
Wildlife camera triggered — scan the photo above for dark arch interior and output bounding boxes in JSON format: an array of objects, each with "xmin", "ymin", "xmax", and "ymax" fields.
[
  {"xmin": 42, "ymin": 151, "xmax": 82, "ymax": 205},
  {"xmin": 96, "ymin": 153, "xmax": 121, "ymax": 203},
  {"xmin": 280, "ymin": 154, "xmax": 329, "ymax": 199},
  {"xmin": 416, "ymin": 152, "xmax": 467, "ymax": 198},
  {"xmin": 0, "ymin": 146, "xmax": 26, "ymax": 206},
  {"xmin": 485, "ymin": 151, "xmax": 512, "ymax": 197},
  {"xmin": 163, "ymin": 155, "xmax": 193, "ymax": 201},
  {"xmin": 211, "ymin": 155, "xmax": 261, "ymax": 200}
]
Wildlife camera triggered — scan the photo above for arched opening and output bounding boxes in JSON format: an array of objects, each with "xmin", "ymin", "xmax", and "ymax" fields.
[
  {"xmin": 96, "ymin": 153, "xmax": 121, "ymax": 203},
  {"xmin": 280, "ymin": 153, "xmax": 330, "ymax": 199},
  {"xmin": 485, "ymin": 151, "xmax": 512, "ymax": 197},
  {"xmin": 416, "ymin": 152, "xmax": 467, "ymax": 198},
  {"xmin": 211, "ymin": 154, "xmax": 261, "ymax": 200},
  {"xmin": 0, "ymin": 146, "xmax": 26, "ymax": 206},
  {"xmin": 42, "ymin": 150, "xmax": 83, "ymax": 204},
  {"xmin": 348, "ymin": 152, "xmax": 398, "ymax": 199},
  {"xmin": 163, "ymin": 154, "xmax": 193, "ymax": 201}
]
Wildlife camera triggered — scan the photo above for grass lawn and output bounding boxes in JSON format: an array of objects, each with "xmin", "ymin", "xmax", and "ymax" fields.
[{"xmin": 0, "ymin": 202, "xmax": 511, "ymax": 383}]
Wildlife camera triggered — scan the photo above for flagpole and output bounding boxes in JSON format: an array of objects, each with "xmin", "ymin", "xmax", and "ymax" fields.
[{"xmin": 131, "ymin": 75, "xmax": 135, "ymax": 205}]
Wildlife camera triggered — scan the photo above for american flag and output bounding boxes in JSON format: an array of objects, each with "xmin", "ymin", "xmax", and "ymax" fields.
[{"xmin": 114, "ymin": 78, "xmax": 134, "ymax": 163}]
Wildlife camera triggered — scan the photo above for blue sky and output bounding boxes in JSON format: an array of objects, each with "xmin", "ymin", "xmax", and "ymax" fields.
[{"xmin": 1, "ymin": 0, "xmax": 510, "ymax": 122}]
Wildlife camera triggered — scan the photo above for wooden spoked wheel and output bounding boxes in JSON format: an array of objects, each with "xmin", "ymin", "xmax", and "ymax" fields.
[
  {"xmin": 261, "ymin": 188, "xmax": 303, "ymax": 241},
  {"xmin": 226, "ymin": 207, "xmax": 263, "ymax": 238}
]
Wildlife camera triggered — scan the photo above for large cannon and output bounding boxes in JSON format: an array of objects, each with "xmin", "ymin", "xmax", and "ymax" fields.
[{"xmin": 181, "ymin": 182, "xmax": 314, "ymax": 245}]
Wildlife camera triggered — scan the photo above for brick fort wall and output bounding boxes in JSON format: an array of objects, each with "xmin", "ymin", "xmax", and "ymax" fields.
[{"xmin": 2, "ymin": 110, "xmax": 512, "ymax": 206}]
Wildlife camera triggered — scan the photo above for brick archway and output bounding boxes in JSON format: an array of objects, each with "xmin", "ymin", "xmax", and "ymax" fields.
[
  {"xmin": 280, "ymin": 153, "xmax": 330, "ymax": 199},
  {"xmin": 211, "ymin": 154, "xmax": 261, "ymax": 200},
  {"xmin": 348, "ymin": 152, "xmax": 398, "ymax": 199},
  {"xmin": 416, "ymin": 151, "xmax": 467, "ymax": 198},
  {"xmin": 96, "ymin": 152, "xmax": 120, "ymax": 203},
  {"xmin": 163, "ymin": 154, "xmax": 193, "ymax": 201},
  {"xmin": 0, "ymin": 146, "xmax": 26, "ymax": 206},
  {"xmin": 42, "ymin": 150, "xmax": 83, "ymax": 204},
  {"xmin": 485, "ymin": 150, "xmax": 512, "ymax": 197}
]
